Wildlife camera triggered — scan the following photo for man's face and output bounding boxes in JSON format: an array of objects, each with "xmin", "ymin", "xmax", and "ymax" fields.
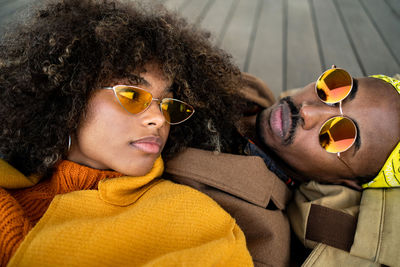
[{"xmin": 257, "ymin": 77, "xmax": 400, "ymax": 187}]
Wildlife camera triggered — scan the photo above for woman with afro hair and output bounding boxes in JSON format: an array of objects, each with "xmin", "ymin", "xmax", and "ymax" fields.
[{"xmin": 0, "ymin": 0, "xmax": 253, "ymax": 265}]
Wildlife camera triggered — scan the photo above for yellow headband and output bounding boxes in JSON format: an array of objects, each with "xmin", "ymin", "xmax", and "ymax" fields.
[{"xmin": 362, "ymin": 74, "xmax": 400, "ymax": 188}]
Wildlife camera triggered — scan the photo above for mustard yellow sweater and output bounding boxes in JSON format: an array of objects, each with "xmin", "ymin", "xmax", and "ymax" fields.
[{"xmin": 0, "ymin": 157, "xmax": 253, "ymax": 266}]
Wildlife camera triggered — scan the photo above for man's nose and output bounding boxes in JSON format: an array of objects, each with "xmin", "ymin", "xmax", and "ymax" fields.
[{"xmin": 300, "ymin": 102, "xmax": 338, "ymax": 130}]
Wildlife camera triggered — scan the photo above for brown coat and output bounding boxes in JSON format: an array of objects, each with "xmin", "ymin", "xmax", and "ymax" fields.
[
  {"xmin": 165, "ymin": 148, "xmax": 292, "ymax": 267},
  {"xmin": 165, "ymin": 73, "xmax": 292, "ymax": 267}
]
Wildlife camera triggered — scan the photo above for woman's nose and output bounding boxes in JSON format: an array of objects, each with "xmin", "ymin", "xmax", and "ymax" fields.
[
  {"xmin": 300, "ymin": 102, "xmax": 338, "ymax": 130},
  {"xmin": 142, "ymin": 100, "xmax": 166, "ymax": 127}
]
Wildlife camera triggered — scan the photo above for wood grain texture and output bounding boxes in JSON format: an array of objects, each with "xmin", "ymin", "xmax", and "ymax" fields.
[{"xmin": 2, "ymin": 0, "xmax": 400, "ymax": 94}]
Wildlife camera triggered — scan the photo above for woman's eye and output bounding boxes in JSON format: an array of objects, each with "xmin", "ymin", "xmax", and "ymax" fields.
[{"xmin": 120, "ymin": 91, "xmax": 140, "ymax": 101}]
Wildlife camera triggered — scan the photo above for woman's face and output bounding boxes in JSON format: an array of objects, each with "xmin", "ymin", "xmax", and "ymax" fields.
[{"xmin": 68, "ymin": 64, "xmax": 172, "ymax": 176}]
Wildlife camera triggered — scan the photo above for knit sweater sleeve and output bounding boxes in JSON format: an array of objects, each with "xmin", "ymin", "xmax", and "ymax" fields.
[{"xmin": 0, "ymin": 187, "xmax": 32, "ymax": 267}]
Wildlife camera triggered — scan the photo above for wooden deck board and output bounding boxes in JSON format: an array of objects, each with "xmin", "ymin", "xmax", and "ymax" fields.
[
  {"xmin": 286, "ymin": 0, "xmax": 321, "ymax": 90},
  {"xmin": 361, "ymin": 0, "xmax": 400, "ymax": 67},
  {"xmin": 0, "ymin": 0, "xmax": 29, "ymax": 20},
  {"xmin": 312, "ymin": 0, "xmax": 363, "ymax": 77},
  {"xmin": 163, "ymin": 0, "xmax": 187, "ymax": 12},
  {"xmin": 219, "ymin": 0, "xmax": 258, "ymax": 70},
  {"xmin": 247, "ymin": 0, "xmax": 283, "ymax": 97},
  {"xmin": 336, "ymin": 0, "xmax": 400, "ymax": 75},
  {"xmin": 1, "ymin": 0, "xmax": 400, "ymax": 97},
  {"xmin": 385, "ymin": 0, "xmax": 400, "ymax": 16},
  {"xmin": 199, "ymin": 0, "xmax": 235, "ymax": 44},
  {"xmin": 178, "ymin": 0, "xmax": 210, "ymax": 24}
]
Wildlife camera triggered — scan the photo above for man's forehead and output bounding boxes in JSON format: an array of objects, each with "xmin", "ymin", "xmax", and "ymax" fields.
[{"xmin": 356, "ymin": 77, "xmax": 396, "ymax": 99}]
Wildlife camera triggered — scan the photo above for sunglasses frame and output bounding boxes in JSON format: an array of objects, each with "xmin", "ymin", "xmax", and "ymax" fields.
[
  {"xmin": 315, "ymin": 66, "xmax": 357, "ymax": 156},
  {"xmin": 317, "ymin": 115, "xmax": 358, "ymax": 155},
  {"xmin": 103, "ymin": 85, "xmax": 195, "ymax": 125}
]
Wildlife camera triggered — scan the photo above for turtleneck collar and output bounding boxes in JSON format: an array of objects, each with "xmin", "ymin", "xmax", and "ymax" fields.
[
  {"xmin": 50, "ymin": 160, "xmax": 124, "ymax": 194},
  {"xmin": 98, "ymin": 156, "xmax": 164, "ymax": 206}
]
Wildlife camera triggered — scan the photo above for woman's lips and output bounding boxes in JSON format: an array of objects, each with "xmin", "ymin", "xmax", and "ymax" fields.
[
  {"xmin": 269, "ymin": 101, "xmax": 291, "ymax": 141},
  {"xmin": 130, "ymin": 136, "xmax": 162, "ymax": 154}
]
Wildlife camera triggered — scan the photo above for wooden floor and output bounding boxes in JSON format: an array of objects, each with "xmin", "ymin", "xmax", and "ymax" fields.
[
  {"xmin": 161, "ymin": 0, "xmax": 400, "ymax": 97},
  {"xmin": 2, "ymin": 0, "xmax": 400, "ymax": 97}
]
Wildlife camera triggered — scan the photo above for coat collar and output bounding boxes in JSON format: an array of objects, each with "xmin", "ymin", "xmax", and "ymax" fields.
[{"xmin": 165, "ymin": 148, "xmax": 292, "ymax": 210}]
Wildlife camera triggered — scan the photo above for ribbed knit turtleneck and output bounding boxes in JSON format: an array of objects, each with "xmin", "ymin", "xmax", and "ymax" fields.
[
  {"xmin": 0, "ymin": 160, "xmax": 122, "ymax": 267},
  {"xmin": 6, "ymin": 157, "xmax": 252, "ymax": 267}
]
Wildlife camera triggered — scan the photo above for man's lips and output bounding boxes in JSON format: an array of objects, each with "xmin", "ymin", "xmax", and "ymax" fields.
[
  {"xmin": 129, "ymin": 136, "xmax": 162, "ymax": 154},
  {"xmin": 269, "ymin": 101, "xmax": 292, "ymax": 141}
]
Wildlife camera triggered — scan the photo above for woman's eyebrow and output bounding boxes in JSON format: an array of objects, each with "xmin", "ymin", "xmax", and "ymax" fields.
[
  {"xmin": 137, "ymin": 77, "xmax": 151, "ymax": 87},
  {"xmin": 139, "ymin": 77, "xmax": 173, "ymax": 96}
]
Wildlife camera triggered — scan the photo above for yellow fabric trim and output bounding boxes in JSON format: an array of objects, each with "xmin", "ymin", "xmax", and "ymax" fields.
[
  {"xmin": 362, "ymin": 75, "xmax": 400, "ymax": 188},
  {"xmin": 0, "ymin": 159, "xmax": 41, "ymax": 189},
  {"xmin": 362, "ymin": 142, "xmax": 400, "ymax": 188}
]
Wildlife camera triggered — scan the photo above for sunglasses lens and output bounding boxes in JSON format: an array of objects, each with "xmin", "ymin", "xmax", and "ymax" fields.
[
  {"xmin": 114, "ymin": 86, "xmax": 153, "ymax": 114},
  {"xmin": 316, "ymin": 68, "xmax": 352, "ymax": 104},
  {"xmin": 319, "ymin": 117, "xmax": 357, "ymax": 153},
  {"xmin": 161, "ymin": 99, "xmax": 194, "ymax": 124}
]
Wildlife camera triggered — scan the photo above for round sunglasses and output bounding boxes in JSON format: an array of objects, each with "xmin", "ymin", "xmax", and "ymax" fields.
[
  {"xmin": 103, "ymin": 85, "xmax": 195, "ymax": 125},
  {"xmin": 315, "ymin": 67, "xmax": 357, "ymax": 155}
]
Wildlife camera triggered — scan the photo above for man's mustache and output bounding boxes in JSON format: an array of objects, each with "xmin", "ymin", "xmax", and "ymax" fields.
[{"xmin": 280, "ymin": 96, "xmax": 300, "ymax": 146}]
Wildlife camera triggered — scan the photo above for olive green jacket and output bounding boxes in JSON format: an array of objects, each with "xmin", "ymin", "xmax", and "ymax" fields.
[{"xmin": 289, "ymin": 181, "xmax": 400, "ymax": 266}]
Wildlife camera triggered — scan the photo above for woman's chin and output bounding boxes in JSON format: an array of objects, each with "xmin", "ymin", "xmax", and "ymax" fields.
[{"xmin": 116, "ymin": 157, "xmax": 159, "ymax": 177}]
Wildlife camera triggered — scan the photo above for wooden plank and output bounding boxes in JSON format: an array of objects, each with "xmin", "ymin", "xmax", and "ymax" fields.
[
  {"xmin": 242, "ymin": 0, "xmax": 262, "ymax": 72},
  {"xmin": 361, "ymin": 0, "xmax": 400, "ymax": 68},
  {"xmin": 0, "ymin": 0, "xmax": 13, "ymax": 7},
  {"xmin": 311, "ymin": 0, "xmax": 363, "ymax": 77},
  {"xmin": 199, "ymin": 0, "xmax": 235, "ymax": 43},
  {"xmin": 385, "ymin": 0, "xmax": 400, "ymax": 16},
  {"xmin": 147, "ymin": 0, "xmax": 166, "ymax": 4},
  {"xmin": 179, "ymin": 0, "xmax": 211, "ymax": 24},
  {"xmin": 286, "ymin": 0, "xmax": 321, "ymax": 90},
  {"xmin": 219, "ymin": 0, "xmax": 258, "ymax": 70},
  {"xmin": 247, "ymin": 0, "xmax": 284, "ymax": 97},
  {"xmin": 0, "ymin": 0, "xmax": 34, "ymax": 36},
  {"xmin": 335, "ymin": 0, "xmax": 400, "ymax": 76},
  {"xmin": 0, "ymin": 0, "xmax": 30, "ymax": 18},
  {"xmin": 163, "ymin": 0, "xmax": 188, "ymax": 12}
]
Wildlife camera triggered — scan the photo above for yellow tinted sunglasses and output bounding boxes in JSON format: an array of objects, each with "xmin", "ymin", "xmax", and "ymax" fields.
[
  {"xmin": 316, "ymin": 67, "xmax": 357, "ymax": 155},
  {"xmin": 103, "ymin": 85, "xmax": 195, "ymax": 125}
]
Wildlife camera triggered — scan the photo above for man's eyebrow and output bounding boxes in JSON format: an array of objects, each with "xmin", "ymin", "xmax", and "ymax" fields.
[
  {"xmin": 352, "ymin": 119, "xmax": 361, "ymax": 155},
  {"xmin": 347, "ymin": 78, "xmax": 360, "ymax": 155},
  {"xmin": 348, "ymin": 79, "xmax": 358, "ymax": 100}
]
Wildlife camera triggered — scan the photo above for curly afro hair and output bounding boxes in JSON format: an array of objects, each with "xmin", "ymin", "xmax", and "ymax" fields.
[{"xmin": 0, "ymin": 0, "xmax": 246, "ymax": 176}]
